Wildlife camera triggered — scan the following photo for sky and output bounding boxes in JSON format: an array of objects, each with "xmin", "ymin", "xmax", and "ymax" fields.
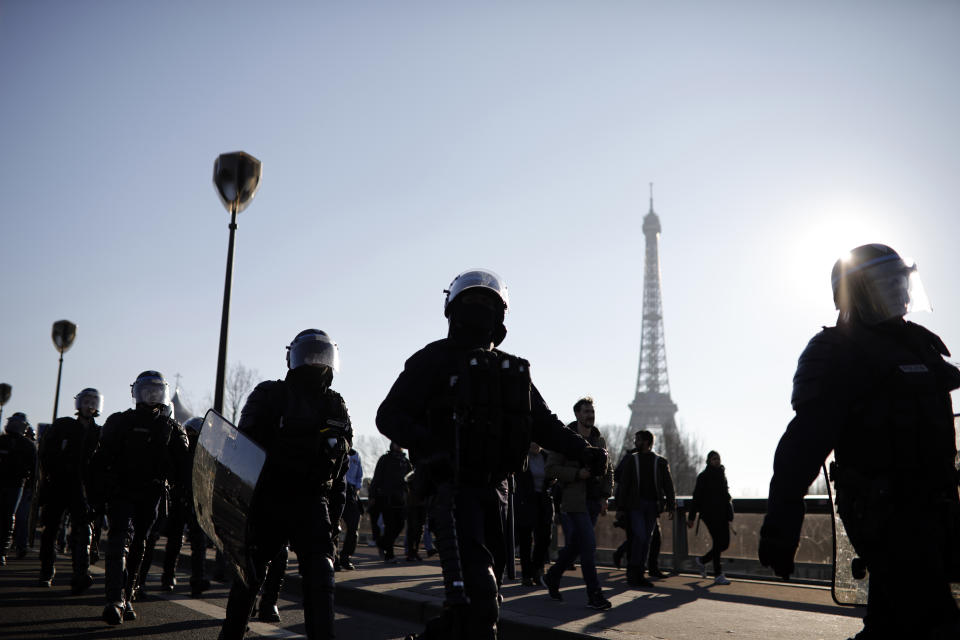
[{"xmin": 1, "ymin": 1, "xmax": 959, "ymax": 496}]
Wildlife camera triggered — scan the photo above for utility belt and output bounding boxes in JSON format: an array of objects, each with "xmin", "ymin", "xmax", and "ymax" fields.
[{"xmin": 832, "ymin": 460, "xmax": 960, "ymax": 578}]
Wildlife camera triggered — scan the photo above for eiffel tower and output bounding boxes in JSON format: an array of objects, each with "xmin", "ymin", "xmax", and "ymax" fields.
[{"xmin": 625, "ymin": 185, "xmax": 679, "ymax": 453}]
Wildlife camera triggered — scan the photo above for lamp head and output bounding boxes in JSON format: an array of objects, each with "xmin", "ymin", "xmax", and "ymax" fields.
[{"xmin": 213, "ymin": 151, "xmax": 262, "ymax": 214}]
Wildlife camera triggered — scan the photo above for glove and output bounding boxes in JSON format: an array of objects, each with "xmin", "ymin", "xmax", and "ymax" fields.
[
  {"xmin": 578, "ymin": 446, "xmax": 608, "ymax": 478},
  {"xmin": 758, "ymin": 524, "xmax": 797, "ymax": 580}
]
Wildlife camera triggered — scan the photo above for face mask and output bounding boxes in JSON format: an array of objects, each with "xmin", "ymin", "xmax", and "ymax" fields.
[{"xmin": 449, "ymin": 302, "xmax": 501, "ymax": 348}]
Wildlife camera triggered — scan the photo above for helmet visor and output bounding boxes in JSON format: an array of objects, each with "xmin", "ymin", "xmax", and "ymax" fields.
[
  {"xmin": 132, "ymin": 378, "xmax": 170, "ymax": 406},
  {"xmin": 445, "ymin": 269, "xmax": 509, "ymax": 313},
  {"xmin": 853, "ymin": 256, "xmax": 931, "ymax": 324},
  {"xmin": 76, "ymin": 392, "xmax": 104, "ymax": 414},
  {"xmin": 289, "ymin": 334, "xmax": 340, "ymax": 372}
]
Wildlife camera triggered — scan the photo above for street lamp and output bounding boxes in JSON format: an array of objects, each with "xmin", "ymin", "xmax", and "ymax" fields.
[
  {"xmin": 212, "ymin": 151, "xmax": 261, "ymax": 415},
  {"xmin": 0, "ymin": 383, "xmax": 10, "ymax": 423},
  {"xmin": 51, "ymin": 320, "xmax": 77, "ymax": 422}
]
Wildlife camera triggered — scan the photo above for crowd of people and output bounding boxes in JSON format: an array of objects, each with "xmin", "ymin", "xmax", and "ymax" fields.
[{"xmin": 2, "ymin": 246, "xmax": 959, "ymax": 640}]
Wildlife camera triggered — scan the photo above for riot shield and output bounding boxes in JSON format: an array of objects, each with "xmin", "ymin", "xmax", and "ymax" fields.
[
  {"xmin": 825, "ymin": 453, "xmax": 868, "ymax": 606},
  {"xmin": 193, "ymin": 409, "xmax": 265, "ymax": 588}
]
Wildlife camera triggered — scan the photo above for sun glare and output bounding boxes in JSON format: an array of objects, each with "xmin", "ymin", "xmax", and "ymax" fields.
[{"xmin": 782, "ymin": 198, "xmax": 901, "ymax": 307}]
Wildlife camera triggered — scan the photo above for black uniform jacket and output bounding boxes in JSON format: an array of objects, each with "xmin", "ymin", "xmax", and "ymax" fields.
[
  {"xmin": 376, "ymin": 338, "xmax": 589, "ymax": 472},
  {"xmin": 237, "ymin": 374, "xmax": 352, "ymax": 523},
  {"xmin": 39, "ymin": 416, "xmax": 100, "ymax": 492},
  {"xmin": 0, "ymin": 432, "xmax": 37, "ymax": 489},
  {"xmin": 90, "ymin": 408, "xmax": 190, "ymax": 504}
]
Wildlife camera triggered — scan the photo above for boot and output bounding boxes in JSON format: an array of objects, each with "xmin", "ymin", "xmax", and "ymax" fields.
[
  {"xmin": 102, "ymin": 602, "xmax": 124, "ymax": 625},
  {"xmin": 71, "ymin": 572, "xmax": 93, "ymax": 595},
  {"xmin": 626, "ymin": 565, "xmax": 652, "ymax": 587}
]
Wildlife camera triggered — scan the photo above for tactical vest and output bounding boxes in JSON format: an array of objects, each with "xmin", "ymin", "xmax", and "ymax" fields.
[
  {"xmin": 113, "ymin": 410, "xmax": 178, "ymax": 494},
  {"xmin": 0, "ymin": 434, "xmax": 33, "ymax": 487},
  {"xmin": 426, "ymin": 348, "xmax": 533, "ymax": 485},
  {"xmin": 42, "ymin": 417, "xmax": 97, "ymax": 482},
  {"xmin": 266, "ymin": 384, "xmax": 351, "ymax": 490},
  {"xmin": 828, "ymin": 323, "xmax": 960, "ymax": 564},
  {"xmin": 832, "ymin": 323, "xmax": 959, "ymax": 492}
]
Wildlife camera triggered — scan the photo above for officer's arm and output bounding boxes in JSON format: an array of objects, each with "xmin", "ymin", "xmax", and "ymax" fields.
[
  {"xmin": 237, "ymin": 381, "xmax": 279, "ymax": 448},
  {"xmin": 545, "ymin": 449, "xmax": 578, "ymax": 484},
  {"xmin": 376, "ymin": 353, "xmax": 431, "ymax": 451},
  {"xmin": 529, "ymin": 384, "xmax": 589, "ymax": 458},
  {"xmin": 88, "ymin": 414, "xmax": 121, "ymax": 506},
  {"xmin": 170, "ymin": 421, "xmax": 192, "ymax": 493},
  {"xmin": 760, "ymin": 330, "xmax": 845, "ymax": 578}
]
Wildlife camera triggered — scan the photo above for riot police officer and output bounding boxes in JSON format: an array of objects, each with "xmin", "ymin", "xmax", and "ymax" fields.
[
  {"xmin": 759, "ymin": 244, "xmax": 960, "ymax": 639},
  {"xmin": 0, "ymin": 412, "xmax": 37, "ymax": 566},
  {"xmin": 160, "ymin": 416, "xmax": 210, "ymax": 596},
  {"xmin": 377, "ymin": 269, "xmax": 606, "ymax": 640},
  {"xmin": 219, "ymin": 329, "xmax": 352, "ymax": 640},
  {"xmin": 89, "ymin": 371, "xmax": 190, "ymax": 625},
  {"xmin": 37, "ymin": 388, "xmax": 103, "ymax": 591}
]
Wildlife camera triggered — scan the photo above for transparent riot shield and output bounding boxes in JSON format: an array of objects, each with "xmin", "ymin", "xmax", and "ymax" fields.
[
  {"xmin": 825, "ymin": 452, "xmax": 868, "ymax": 606},
  {"xmin": 193, "ymin": 409, "xmax": 265, "ymax": 588},
  {"xmin": 954, "ymin": 415, "xmax": 960, "ymax": 601}
]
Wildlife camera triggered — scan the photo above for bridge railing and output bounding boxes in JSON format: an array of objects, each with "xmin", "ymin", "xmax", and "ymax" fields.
[
  {"xmin": 587, "ymin": 495, "xmax": 835, "ymax": 583},
  {"xmin": 355, "ymin": 495, "xmax": 836, "ymax": 584}
]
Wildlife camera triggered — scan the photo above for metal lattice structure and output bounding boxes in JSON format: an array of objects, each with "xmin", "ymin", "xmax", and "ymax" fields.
[{"xmin": 626, "ymin": 186, "xmax": 679, "ymax": 450}]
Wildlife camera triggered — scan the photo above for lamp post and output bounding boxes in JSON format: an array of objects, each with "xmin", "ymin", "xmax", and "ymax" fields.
[
  {"xmin": 51, "ymin": 320, "xmax": 77, "ymax": 422},
  {"xmin": 212, "ymin": 151, "xmax": 261, "ymax": 415},
  {"xmin": 0, "ymin": 383, "xmax": 10, "ymax": 424}
]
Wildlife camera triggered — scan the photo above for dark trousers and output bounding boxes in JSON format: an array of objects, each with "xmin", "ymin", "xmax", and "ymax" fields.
[
  {"xmin": 648, "ymin": 519, "xmax": 662, "ymax": 570},
  {"xmin": 421, "ymin": 485, "xmax": 505, "ymax": 640},
  {"xmin": 627, "ymin": 500, "xmax": 658, "ymax": 572},
  {"xmin": 699, "ymin": 517, "xmax": 730, "ymax": 575},
  {"xmin": 104, "ymin": 494, "xmax": 161, "ymax": 603},
  {"xmin": 378, "ymin": 504, "xmax": 405, "ymax": 558},
  {"xmin": 339, "ymin": 489, "xmax": 361, "ymax": 562},
  {"xmin": 221, "ymin": 491, "xmax": 336, "ymax": 640},
  {"xmin": 14, "ymin": 486, "xmax": 31, "ymax": 553},
  {"xmin": 163, "ymin": 500, "xmax": 207, "ymax": 585},
  {"xmin": 258, "ymin": 545, "xmax": 289, "ymax": 609},
  {"xmin": 406, "ymin": 503, "xmax": 426, "ymax": 558},
  {"xmin": 367, "ymin": 502, "xmax": 381, "ymax": 545},
  {"xmin": 39, "ymin": 484, "xmax": 91, "ymax": 581},
  {"xmin": 517, "ymin": 491, "xmax": 552, "ymax": 581},
  {"xmin": 0, "ymin": 486, "xmax": 23, "ymax": 557},
  {"xmin": 859, "ymin": 507, "xmax": 959, "ymax": 638},
  {"xmin": 138, "ymin": 507, "xmax": 167, "ymax": 592}
]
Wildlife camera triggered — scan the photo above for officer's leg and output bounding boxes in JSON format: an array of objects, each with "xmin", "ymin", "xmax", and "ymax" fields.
[
  {"xmin": 90, "ymin": 514, "xmax": 103, "ymax": 564},
  {"xmin": 291, "ymin": 494, "xmax": 336, "ymax": 639},
  {"xmin": 69, "ymin": 490, "xmax": 93, "ymax": 592},
  {"xmin": 0, "ymin": 487, "xmax": 23, "ymax": 562},
  {"xmin": 39, "ymin": 496, "xmax": 64, "ymax": 584},
  {"xmin": 186, "ymin": 512, "xmax": 210, "ymax": 594},
  {"xmin": 162, "ymin": 504, "xmax": 186, "ymax": 589},
  {"xmin": 517, "ymin": 522, "xmax": 534, "ymax": 581},
  {"xmin": 127, "ymin": 499, "xmax": 161, "ymax": 603},
  {"xmin": 532, "ymin": 494, "xmax": 553, "ymax": 580},
  {"xmin": 257, "ymin": 545, "xmax": 288, "ymax": 622},
  {"xmin": 222, "ymin": 540, "xmax": 279, "ymax": 639},
  {"xmin": 102, "ymin": 501, "xmax": 135, "ymax": 624},
  {"xmin": 455, "ymin": 491, "xmax": 499, "ymax": 640}
]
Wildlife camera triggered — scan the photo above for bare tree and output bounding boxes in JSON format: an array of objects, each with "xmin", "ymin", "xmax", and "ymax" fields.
[
  {"xmin": 598, "ymin": 424, "xmax": 629, "ymax": 467},
  {"xmin": 224, "ymin": 362, "xmax": 259, "ymax": 424},
  {"xmin": 661, "ymin": 427, "xmax": 704, "ymax": 495}
]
